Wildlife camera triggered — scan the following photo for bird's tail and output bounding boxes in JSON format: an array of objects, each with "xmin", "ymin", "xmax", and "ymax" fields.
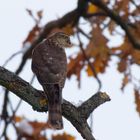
[
  {"xmin": 48, "ymin": 101, "xmax": 63, "ymax": 129},
  {"xmin": 43, "ymin": 84, "xmax": 63, "ymax": 130}
]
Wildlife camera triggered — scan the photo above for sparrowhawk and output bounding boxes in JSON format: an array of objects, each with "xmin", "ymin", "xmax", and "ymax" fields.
[{"xmin": 31, "ymin": 32, "xmax": 71, "ymax": 129}]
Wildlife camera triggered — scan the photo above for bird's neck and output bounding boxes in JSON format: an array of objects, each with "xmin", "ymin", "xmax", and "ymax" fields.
[{"xmin": 46, "ymin": 38, "xmax": 63, "ymax": 49}]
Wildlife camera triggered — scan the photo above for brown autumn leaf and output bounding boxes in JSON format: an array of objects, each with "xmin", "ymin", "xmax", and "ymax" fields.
[
  {"xmin": 86, "ymin": 64, "xmax": 94, "ymax": 76},
  {"xmin": 16, "ymin": 120, "xmax": 48, "ymax": 140},
  {"xmin": 29, "ymin": 121, "xmax": 49, "ymax": 135},
  {"xmin": 37, "ymin": 10, "xmax": 43, "ymax": 20},
  {"xmin": 86, "ymin": 55, "xmax": 109, "ymax": 76},
  {"xmin": 116, "ymin": 0, "xmax": 129, "ymax": 11},
  {"xmin": 67, "ymin": 53, "xmax": 84, "ymax": 87},
  {"xmin": 23, "ymin": 25, "xmax": 41, "ymax": 46},
  {"xmin": 38, "ymin": 137, "xmax": 48, "ymax": 140},
  {"xmin": 15, "ymin": 117, "xmax": 49, "ymax": 137},
  {"xmin": 128, "ymin": 21, "xmax": 140, "ymax": 48},
  {"xmin": 132, "ymin": 49, "xmax": 140, "ymax": 64},
  {"xmin": 111, "ymin": 37, "xmax": 140, "ymax": 67},
  {"xmin": 17, "ymin": 120, "xmax": 49, "ymax": 140},
  {"xmin": 52, "ymin": 132, "xmax": 75, "ymax": 140},
  {"xmin": 86, "ymin": 50, "xmax": 109, "ymax": 76},
  {"xmin": 111, "ymin": 38, "xmax": 131, "ymax": 73},
  {"xmin": 62, "ymin": 24, "xmax": 75, "ymax": 35},
  {"xmin": 132, "ymin": 7, "xmax": 140, "ymax": 16},
  {"xmin": 92, "ymin": 25, "xmax": 108, "ymax": 47},
  {"xmin": 67, "ymin": 23, "xmax": 110, "ymax": 80},
  {"xmin": 85, "ymin": 25, "xmax": 110, "ymax": 76},
  {"xmin": 22, "ymin": 135, "xmax": 47, "ymax": 140},
  {"xmin": 67, "ymin": 53, "xmax": 84, "ymax": 79},
  {"xmin": 117, "ymin": 58, "xmax": 127, "ymax": 72},
  {"xmin": 87, "ymin": 3, "xmax": 106, "ymax": 24},
  {"xmin": 67, "ymin": 25, "xmax": 110, "ymax": 78},
  {"xmin": 108, "ymin": 20, "xmax": 116, "ymax": 34},
  {"xmin": 23, "ymin": 9, "xmax": 43, "ymax": 51},
  {"xmin": 93, "ymin": 56, "xmax": 108, "ymax": 73},
  {"xmin": 13, "ymin": 115, "xmax": 24, "ymax": 122},
  {"xmin": 121, "ymin": 74, "xmax": 129, "ymax": 91},
  {"xmin": 85, "ymin": 41, "xmax": 97, "ymax": 57},
  {"xmin": 114, "ymin": 0, "xmax": 129, "ymax": 20},
  {"xmin": 87, "ymin": 4, "xmax": 98, "ymax": 14},
  {"xmin": 103, "ymin": 0, "xmax": 109, "ymax": 3},
  {"xmin": 135, "ymin": 90, "xmax": 140, "ymax": 116},
  {"xmin": 112, "ymin": 38, "xmax": 135, "ymax": 80},
  {"xmin": 86, "ymin": 25, "xmax": 109, "ymax": 56},
  {"xmin": 111, "ymin": 37, "xmax": 132, "ymax": 55}
]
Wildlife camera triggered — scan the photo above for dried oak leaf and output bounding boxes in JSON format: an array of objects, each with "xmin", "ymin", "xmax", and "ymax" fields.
[
  {"xmin": 117, "ymin": 58, "xmax": 127, "ymax": 72},
  {"xmin": 87, "ymin": 4, "xmax": 98, "ymax": 14},
  {"xmin": 128, "ymin": 21, "xmax": 140, "ymax": 46},
  {"xmin": 111, "ymin": 37, "xmax": 140, "ymax": 73},
  {"xmin": 13, "ymin": 115, "xmax": 24, "ymax": 122},
  {"xmin": 67, "ymin": 53, "xmax": 84, "ymax": 79},
  {"xmin": 23, "ymin": 25, "xmax": 41, "ymax": 45},
  {"xmin": 29, "ymin": 121, "xmax": 49, "ymax": 135},
  {"xmin": 108, "ymin": 20, "xmax": 116, "ymax": 34},
  {"xmin": 135, "ymin": 90, "xmax": 140, "ymax": 116},
  {"xmin": 37, "ymin": 10, "xmax": 43, "ymax": 20},
  {"xmin": 52, "ymin": 132, "xmax": 75, "ymax": 140},
  {"xmin": 22, "ymin": 9, "xmax": 43, "ymax": 57},
  {"xmin": 86, "ymin": 25, "xmax": 110, "ymax": 76},
  {"xmin": 121, "ymin": 74, "xmax": 129, "ymax": 91},
  {"xmin": 62, "ymin": 24, "xmax": 75, "ymax": 35},
  {"xmin": 114, "ymin": 0, "xmax": 129, "ymax": 20}
]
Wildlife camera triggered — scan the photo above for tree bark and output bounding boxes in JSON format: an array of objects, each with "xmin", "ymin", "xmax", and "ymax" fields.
[{"xmin": 0, "ymin": 66, "xmax": 110, "ymax": 140}]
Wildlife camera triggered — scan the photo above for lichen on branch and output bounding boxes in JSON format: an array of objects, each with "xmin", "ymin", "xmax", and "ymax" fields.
[{"xmin": 0, "ymin": 66, "xmax": 110, "ymax": 140}]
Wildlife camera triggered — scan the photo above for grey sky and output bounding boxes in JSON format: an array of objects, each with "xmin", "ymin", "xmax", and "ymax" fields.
[{"xmin": 0, "ymin": 0, "xmax": 140, "ymax": 140}]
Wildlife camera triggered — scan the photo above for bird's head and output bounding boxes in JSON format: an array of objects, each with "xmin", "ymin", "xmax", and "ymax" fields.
[{"xmin": 49, "ymin": 32, "xmax": 72, "ymax": 48}]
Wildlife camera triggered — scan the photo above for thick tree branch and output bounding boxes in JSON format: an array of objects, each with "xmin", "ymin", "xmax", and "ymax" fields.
[
  {"xmin": 78, "ymin": 92, "xmax": 110, "ymax": 119},
  {"xmin": 0, "ymin": 66, "xmax": 110, "ymax": 140},
  {"xmin": 90, "ymin": 0, "xmax": 140, "ymax": 50}
]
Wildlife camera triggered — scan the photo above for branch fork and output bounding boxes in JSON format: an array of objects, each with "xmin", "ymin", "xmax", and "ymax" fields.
[{"xmin": 0, "ymin": 66, "xmax": 110, "ymax": 140}]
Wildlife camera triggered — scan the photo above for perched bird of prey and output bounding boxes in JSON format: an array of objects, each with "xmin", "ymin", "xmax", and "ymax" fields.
[{"xmin": 31, "ymin": 32, "xmax": 71, "ymax": 129}]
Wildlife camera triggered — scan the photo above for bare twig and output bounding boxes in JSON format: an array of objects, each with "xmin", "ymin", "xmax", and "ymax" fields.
[
  {"xmin": 77, "ymin": 32, "xmax": 102, "ymax": 91},
  {"xmin": 77, "ymin": 27, "xmax": 92, "ymax": 40},
  {"xmin": 2, "ymin": 51, "xmax": 22, "ymax": 67},
  {"xmin": 130, "ymin": 0, "xmax": 140, "ymax": 11},
  {"xmin": 0, "ymin": 89, "xmax": 9, "ymax": 139},
  {"xmin": 77, "ymin": 31, "xmax": 103, "ymax": 131}
]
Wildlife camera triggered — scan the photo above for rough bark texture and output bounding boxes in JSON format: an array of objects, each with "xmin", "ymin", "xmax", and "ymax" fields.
[{"xmin": 0, "ymin": 66, "xmax": 110, "ymax": 140}]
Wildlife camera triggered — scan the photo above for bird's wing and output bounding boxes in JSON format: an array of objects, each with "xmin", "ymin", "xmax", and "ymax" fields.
[{"xmin": 31, "ymin": 41, "xmax": 67, "ymax": 87}]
